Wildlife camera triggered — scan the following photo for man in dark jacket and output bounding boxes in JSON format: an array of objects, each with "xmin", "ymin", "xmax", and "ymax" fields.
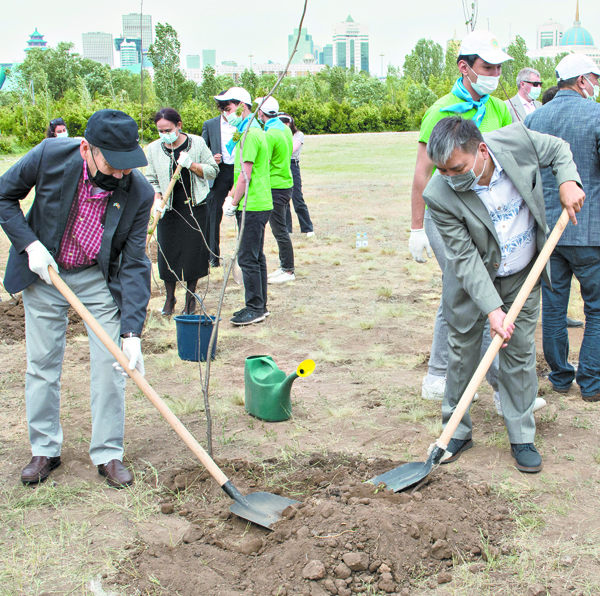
[{"xmin": 0, "ymin": 109, "xmax": 154, "ymax": 487}]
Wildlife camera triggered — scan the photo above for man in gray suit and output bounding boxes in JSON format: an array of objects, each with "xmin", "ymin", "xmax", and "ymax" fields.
[
  {"xmin": 505, "ymin": 67, "xmax": 542, "ymax": 123},
  {"xmin": 423, "ymin": 116, "xmax": 584, "ymax": 473},
  {"xmin": 202, "ymin": 90, "xmax": 239, "ymax": 267},
  {"xmin": 525, "ymin": 53, "xmax": 600, "ymax": 401}
]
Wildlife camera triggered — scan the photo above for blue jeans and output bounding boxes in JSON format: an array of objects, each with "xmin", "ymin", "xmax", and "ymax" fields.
[{"xmin": 542, "ymin": 245, "xmax": 600, "ymax": 397}]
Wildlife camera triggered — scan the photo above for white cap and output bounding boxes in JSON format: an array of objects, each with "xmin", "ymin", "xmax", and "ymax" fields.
[
  {"xmin": 214, "ymin": 87, "xmax": 252, "ymax": 105},
  {"xmin": 459, "ymin": 30, "xmax": 513, "ymax": 64},
  {"xmin": 555, "ymin": 53, "xmax": 600, "ymax": 80},
  {"xmin": 254, "ymin": 96, "xmax": 279, "ymax": 116}
]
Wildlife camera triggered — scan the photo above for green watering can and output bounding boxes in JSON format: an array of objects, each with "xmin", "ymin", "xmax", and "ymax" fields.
[{"xmin": 244, "ymin": 356, "xmax": 315, "ymax": 422}]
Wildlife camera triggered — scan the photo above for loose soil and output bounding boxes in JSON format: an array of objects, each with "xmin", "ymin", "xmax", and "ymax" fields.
[{"xmin": 1, "ymin": 133, "xmax": 599, "ymax": 596}]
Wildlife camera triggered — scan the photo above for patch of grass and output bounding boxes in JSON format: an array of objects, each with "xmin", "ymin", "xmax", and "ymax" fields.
[
  {"xmin": 359, "ymin": 320, "xmax": 375, "ymax": 330},
  {"xmin": 163, "ymin": 394, "xmax": 204, "ymax": 416},
  {"xmin": 572, "ymin": 416, "xmax": 593, "ymax": 430},
  {"xmin": 380, "ymin": 247, "xmax": 396, "ymax": 256},
  {"xmin": 377, "ymin": 286, "xmax": 393, "ymax": 299}
]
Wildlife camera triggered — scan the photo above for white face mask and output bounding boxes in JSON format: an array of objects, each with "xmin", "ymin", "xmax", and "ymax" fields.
[
  {"xmin": 441, "ymin": 149, "xmax": 486, "ymax": 192},
  {"xmin": 467, "ymin": 65, "xmax": 500, "ymax": 96},
  {"xmin": 56, "ymin": 130, "xmax": 69, "ymax": 138},
  {"xmin": 226, "ymin": 111, "xmax": 243, "ymax": 127},
  {"xmin": 528, "ymin": 86, "xmax": 542, "ymax": 101},
  {"xmin": 583, "ymin": 76, "xmax": 600, "ymax": 101}
]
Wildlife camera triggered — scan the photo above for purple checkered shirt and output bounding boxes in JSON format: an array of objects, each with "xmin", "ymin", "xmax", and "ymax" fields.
[{"xmin": 57, "ymin": 161, "xmax": 112, "ymax": 270}]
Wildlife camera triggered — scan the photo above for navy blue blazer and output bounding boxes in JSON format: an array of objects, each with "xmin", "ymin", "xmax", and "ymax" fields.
[
  {"xmin": 525, "ymin": 89, "xmax": 600, "ymax": 246},
  {"xmin": 0, "ymin": 138, "xmax": 154, "ymax": 334},
  {"xmin": 201, "ymin": 115, "xmax": 222, "ymax": 189}
]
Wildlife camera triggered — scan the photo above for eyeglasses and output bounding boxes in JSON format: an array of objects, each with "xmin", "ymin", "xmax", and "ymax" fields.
[{"xmin": 524, "ymin": 81, "xmax": 542, "ymax": 87}]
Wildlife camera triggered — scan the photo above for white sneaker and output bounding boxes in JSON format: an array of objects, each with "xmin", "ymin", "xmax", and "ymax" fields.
[
  {"xmin": 267, "ymin": 268, "xmax": 283, "ymax": 279},
  {"xmin": 268, "ymin": 271, "xmax": 296, "ymax": 284},
  {"xmin": 306, "ymin": 231, "xmax": 315, "ymax": 238},
  {"xmin": 422, "ymin": 376, "xmax": 445, "ymax": 400},
  {"xmin": 494, "ymin": 392, "xmax": 547, "ymax": 417}
]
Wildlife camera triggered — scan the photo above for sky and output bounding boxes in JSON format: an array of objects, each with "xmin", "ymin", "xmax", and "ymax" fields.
[{"xmin": 3, "ymin": 0, "xmax": 600, "ymax": 76}]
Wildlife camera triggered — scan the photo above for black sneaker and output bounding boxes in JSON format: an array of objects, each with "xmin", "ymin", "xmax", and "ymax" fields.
[
  {"xmin": 233, "ymin": 308, "xmax": 270, "ymax": 317},
  {"xmin": 511, "ymin": 443, "xmax": 542, "ymax": 473},
  {"xmin": 440, "ymin": 438, "xmax": 473, "ymax": 465},
  {"xmin": 230, "ymin": 308, "xmax": 266, "ymax": 326}
]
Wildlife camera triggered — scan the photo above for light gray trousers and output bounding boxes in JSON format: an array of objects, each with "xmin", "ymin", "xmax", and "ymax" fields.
[
  {"xmin": 424, "ymin": 210, "xmax": 499, "ymax": 390},
  {"xmin": 444, "ymin": 262, "xmax": 541, "ymax": 444},
  {"xmin": 22, "ymin": 265, "xmax": 126, "ymax": 465}
]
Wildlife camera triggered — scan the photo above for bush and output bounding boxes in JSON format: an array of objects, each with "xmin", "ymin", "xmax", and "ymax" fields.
[{"xmin": 0, "ymin": 135, "xmax": 23, "ymax": 154}]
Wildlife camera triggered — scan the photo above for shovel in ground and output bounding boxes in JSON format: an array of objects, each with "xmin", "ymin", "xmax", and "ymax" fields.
[
  {"xmin": 369, "ymin": 208, "xmax": 571, "ymax": 492},
  {"xmin": 48, "ymin": 267, "xmax": 299, "ymax": 529}
]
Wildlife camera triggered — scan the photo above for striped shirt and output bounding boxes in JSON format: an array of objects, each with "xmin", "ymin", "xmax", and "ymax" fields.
[
  {"xmin": 473, "ymin": 150, "xmax": 537, "ymax": 277},
  {"xmin": 57, "ymin": 161, "xmax": 112, "ymax": 270}
]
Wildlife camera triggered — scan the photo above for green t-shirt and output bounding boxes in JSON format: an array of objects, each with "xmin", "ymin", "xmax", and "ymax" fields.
[
  {"xmin": 234, "ymin": 126, "xmax": 272, "ymax": 211},
  {"xmin": 265, "ymin": 124, "xmax": 293, "ymax": 189},
  {"xmin": 418, "ymin": 93, "xmax": 512, "ymax": 144}
]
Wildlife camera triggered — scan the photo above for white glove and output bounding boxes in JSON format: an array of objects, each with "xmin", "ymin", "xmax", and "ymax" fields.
[
  {"xmin": 113, "ymin": 337, "xmax": 145, "ymax": 377},
  {"xmin": 409, "ymin": 228, "xmax": 433, "ymax": 263},
  {"xmin": 223, "ymin": 196, "xmax": 237, "ymax": 217},
  {"xmin": 177, "ymin": 152, "xmax": 193, "ymax": 169},
  {"xmin": 152, "ymin": 198, "xmax": 165, "ymax": 222},
  {"xmin": 25, "ymin": 240, "xmax": 58, "ymax": 285}
]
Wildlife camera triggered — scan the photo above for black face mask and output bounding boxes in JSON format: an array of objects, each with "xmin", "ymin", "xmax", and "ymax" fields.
[{"xmin": 89, "ymin": 152, "xmax": 128, "ymax": 192}]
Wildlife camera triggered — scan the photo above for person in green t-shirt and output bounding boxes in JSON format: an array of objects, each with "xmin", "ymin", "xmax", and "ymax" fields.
[
  {"xmin": 408, "ymin": 30, "xmax": 514, "ymax": 419},
  {"xmin": 220, "ymin": 87, "xmax": 273, "ymax": 326},
  {"xmin": 255, "ymin": 96, "xmax": 296, "ymax": 285}
]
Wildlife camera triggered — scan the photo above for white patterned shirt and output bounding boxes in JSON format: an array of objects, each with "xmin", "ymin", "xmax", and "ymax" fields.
[{"xmin": 473, "ymin": 150, "xmax": 537, "ymax": 277}]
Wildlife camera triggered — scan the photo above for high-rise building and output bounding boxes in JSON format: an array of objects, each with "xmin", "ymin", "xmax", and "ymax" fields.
[
  {"xmin": 120, "ymin": 41, "xmax": 139, "ymax": 68},
  {"xmin": 25, "ymin": 28, "xmax": 49, "ymax": 52},
  {"xmin": 537, "ymin": 19, "xmax": 563, "ymax": 48},
  {"xmin": 203, "ymin": 50, "xmax": 216, "ymax": 68},
  {"xmin": 122, "ymin": 13, "xmax": 152, "ymax": 68},
  {"xmin": 186, "ymin": 55, "xmax": 201, "ymax": 69},
  {"xmin": 333, "ymin": 15, "xmax": 369, "ymax": 72},
  {"xmin": 288, "ymin": 28, "xmax": 314, "ymax": 64},
  {"xmin": 322, "ymin": 44, "xmax": 333, "ymax": 67},
  {"xmin": 82, "ymin": 32, "xmax": 114, "ymax": 66}
]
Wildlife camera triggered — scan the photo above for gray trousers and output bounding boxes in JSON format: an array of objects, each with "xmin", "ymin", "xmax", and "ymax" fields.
[
  {"xmin": 424, "ymin": 211, "xmax": 499, "ymax": 390},
  {"xmin": 444, "ymin": 261, "xmax": 541, "ymax": 444},
  {"xmin": 22, "ymin": 265, "xmax": 126, "ymax": 465}
]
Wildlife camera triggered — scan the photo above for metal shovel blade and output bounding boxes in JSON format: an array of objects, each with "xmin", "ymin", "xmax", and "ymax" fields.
[
  {"xmin": 367, "ymin": 448, "xmax": 443, "ymax": 493},
  {"xmin": 229, "ymin": 492, "xmax": 301, "ymax": 529}
]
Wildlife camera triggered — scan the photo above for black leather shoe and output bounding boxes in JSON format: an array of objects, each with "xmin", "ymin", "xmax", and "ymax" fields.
[
  {"xmin": 567, "ymin": 317, "xmax": 583, "ymax": 328},
  {"xmin": 21, "ymin": 456, "xmax": 61, "ymax": 484},
  {"xmin": 582, "ymin": 391, "xmax": 600, "ymax": 403},
  {"xmin": 98, "ymin": 459, "xmax": 134, "ymax": 488},
  {"xmin": 440, "ymin": 438, "xmax": 473, "ymax": 465},
  {"xmin": 511, "ymin": 444, "xmax": 542, "ymax": 473}
]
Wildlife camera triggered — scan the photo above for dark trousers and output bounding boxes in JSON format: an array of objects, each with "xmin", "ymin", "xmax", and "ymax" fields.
[
  {"xmin": 236, "ymin": 209, "xmax": 272, "ymax": 313},
  {"xmin": 269, "ymin": 188, "xmax": 294, "ymax": 272},
  {"xmin": 207, "ymin": 163, "xmax": 234, "ymax": 262},
  {"xmin": 286, "ymin": 160, "xmax": 313, "ymax": 233}
]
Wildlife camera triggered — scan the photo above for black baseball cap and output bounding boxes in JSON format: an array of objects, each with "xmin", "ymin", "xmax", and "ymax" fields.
[{"xmin": 84, "ymin": 109, "xmax": 147, "ymax": 169}]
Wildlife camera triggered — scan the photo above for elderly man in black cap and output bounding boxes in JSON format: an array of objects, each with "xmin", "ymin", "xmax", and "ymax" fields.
[{"xmin": 0, "ymin": 109, "xmax": 154, "ymax": 488}]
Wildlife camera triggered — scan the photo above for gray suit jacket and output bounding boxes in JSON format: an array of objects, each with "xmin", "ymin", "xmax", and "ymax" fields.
[
  {"xmin": 0, "ymin": 138, "xmax": 154, "ymax": 334},
  {"xmin": 423, "ymin": 123, "xmax": 581, "ymax": 333},
  {"xmin": 504, "ymin": 94, "xmax": 541, "ymax": 124},
  {"xmin": 201, "ymin": 115, "xmax": 222, "ymax": 189}
]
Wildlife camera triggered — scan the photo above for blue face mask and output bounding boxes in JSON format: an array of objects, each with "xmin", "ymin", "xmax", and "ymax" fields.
[
  {"xmin": 226, "ymin": 112, "xmax": 243, "ymax": 128},
  {"xmin": 441, "ymin": 150, "xmax": 485, "ymax": 192},
  {"xmin": 160, "ymin": 130, "xmax": 179, "ymax": 144},
  {"xmin": 56, "ymin": 130, "xmax": 69, "ymax": 138}
]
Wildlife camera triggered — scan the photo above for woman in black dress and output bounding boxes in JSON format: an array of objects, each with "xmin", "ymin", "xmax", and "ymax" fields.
[{"xmin": 146, "ymin": 108, "xmax": 218, "ymax": 315}]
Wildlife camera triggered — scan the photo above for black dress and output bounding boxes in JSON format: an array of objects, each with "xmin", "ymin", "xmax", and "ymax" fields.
[{"xmin": 157, "ymin": 136, "xmax": 209, "ymax": 282}]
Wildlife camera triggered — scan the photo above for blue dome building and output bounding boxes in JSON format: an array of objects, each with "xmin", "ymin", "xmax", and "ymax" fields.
[{"xmin": 560, "ymin": 1, "xmax": 594, "ymax": 47}]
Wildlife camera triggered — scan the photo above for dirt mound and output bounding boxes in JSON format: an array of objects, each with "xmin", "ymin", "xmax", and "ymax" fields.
[{"xmin": 111, "ymin": 454, "xmax": 513, "ymax": 595}]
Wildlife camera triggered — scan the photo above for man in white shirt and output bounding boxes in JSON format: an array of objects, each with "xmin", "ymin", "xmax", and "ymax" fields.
[
  {"xmin": 505, "ymin": 68, "xmax": 542, "ymax": 123},
  {"xmin": 202, "ymin": 91, "xmax": 239, "ymax": 267}
]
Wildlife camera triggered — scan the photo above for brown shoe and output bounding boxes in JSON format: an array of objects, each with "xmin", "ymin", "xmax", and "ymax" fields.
[
  {"xmin": 97, "ymin": 459, "xmax": 134, "ymax": 488},
  {"xmin": 582, "ymin": 392, "xmax": 600, "ymax": 403},
  {"xmin": 21, "ymin": 456, "xmax": 61, "ymax": 484}
]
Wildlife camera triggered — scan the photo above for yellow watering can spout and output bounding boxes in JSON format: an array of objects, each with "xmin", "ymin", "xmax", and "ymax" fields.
[{"xmin": 296, "ymin": 359, "xmax": 315, "ymax": 377}]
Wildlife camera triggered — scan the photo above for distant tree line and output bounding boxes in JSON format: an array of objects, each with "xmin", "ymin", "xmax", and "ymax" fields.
[{"xmin": 0, "ymin": 26, "xmax": 569, "ymax": 154}]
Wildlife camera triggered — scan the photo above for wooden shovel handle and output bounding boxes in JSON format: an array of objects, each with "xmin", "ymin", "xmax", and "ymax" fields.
[
  {"xmin": 48, "ymin": 266, "xmax": 229, "ymax": 487},
  {"xmin": 437, "ymin": 208, "xmax": 570, "ymax": 450},
  {"xmin": 146, "ymin": 164, "xmax": 183, "ymax": 246}
]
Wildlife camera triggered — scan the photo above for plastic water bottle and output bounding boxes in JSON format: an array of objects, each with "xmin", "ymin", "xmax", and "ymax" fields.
[
  {"xmin": 356, "ymin": 233, "xmax": 361, "ymax": 248},
  {"xmin": 362, "ymin": 232, "xmax": 368, "ymax": 247}
]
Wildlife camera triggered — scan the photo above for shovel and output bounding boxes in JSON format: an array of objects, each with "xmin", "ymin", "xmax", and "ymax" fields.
[
  {"xmin": 369, "ymin": 208, "xmax": 571, "ymax": 492},
  {"xmin": 48, "ymin": 267, "xmax": 300, "ymax": 529},
  {"xmin": 146, "ymin": 164, "xmax": 183, "ymax": 246}
]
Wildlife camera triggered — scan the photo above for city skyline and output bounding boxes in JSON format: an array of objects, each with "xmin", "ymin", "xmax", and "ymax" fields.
[{"xmin": 3, "ymin": 1, "xmax": 600, "ymax": 76}]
